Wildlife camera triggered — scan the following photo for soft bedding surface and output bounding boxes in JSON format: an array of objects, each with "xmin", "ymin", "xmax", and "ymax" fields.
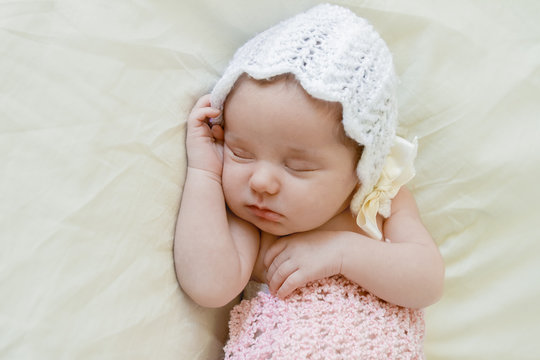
[{"xmin": 1, "ymin": 1, "xmax": 539, "ymax": 359}]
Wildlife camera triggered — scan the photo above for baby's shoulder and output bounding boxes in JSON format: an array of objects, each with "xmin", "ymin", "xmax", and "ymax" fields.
[
  {"xmin": 388, "ymin": 186, "xmax": 420, "ymax": 217},
  {"xmin": 318, "ymin": 209, "xmax": 383, "ymax": 237}
]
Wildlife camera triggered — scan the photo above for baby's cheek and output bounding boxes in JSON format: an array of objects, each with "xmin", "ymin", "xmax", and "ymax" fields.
[
  {"xmin": 221, "ymin": 164, "xmax": 235, "ymax": 197},
  {"xmin": 288, "ymin": 185, "xmax": 322, "ymax": 213},
  {"xmin": 222, "ymin": 159, "xmax": 239, "ymax": 184},
  {"xmin": 222, "ymin": 163, "xmax": 247, "ymax": 205}
]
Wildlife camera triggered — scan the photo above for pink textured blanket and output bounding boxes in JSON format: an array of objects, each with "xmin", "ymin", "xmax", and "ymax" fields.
[{"xmin": 224, "ymin": 275, "xmax": 424, "ymax": 359}]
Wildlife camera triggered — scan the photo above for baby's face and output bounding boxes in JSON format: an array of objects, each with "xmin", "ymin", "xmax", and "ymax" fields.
[{"xmin": 221, "ymin": 77, "xmax": 359, "ymax": 236}]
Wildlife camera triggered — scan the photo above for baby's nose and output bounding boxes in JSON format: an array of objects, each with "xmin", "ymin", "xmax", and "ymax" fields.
[{"xmin": 249, "ymin": 162, "xmax": 280, "ymax": 195}]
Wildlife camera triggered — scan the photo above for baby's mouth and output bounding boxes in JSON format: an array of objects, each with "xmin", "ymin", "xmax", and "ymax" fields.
[{"xmin": 247, "ymin": 205, "xmax": 283, "ymax": 222}]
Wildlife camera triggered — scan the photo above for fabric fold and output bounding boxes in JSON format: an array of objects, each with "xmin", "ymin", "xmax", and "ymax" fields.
[{"xmin": 356, "ymin": 136, "xmax": 418, "ymax": 240}]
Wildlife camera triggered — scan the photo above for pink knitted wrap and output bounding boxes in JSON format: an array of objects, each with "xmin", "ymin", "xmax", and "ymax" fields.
[{"xmin": 224, "ymin": 275, "xmax": 425, "ymax": 359}]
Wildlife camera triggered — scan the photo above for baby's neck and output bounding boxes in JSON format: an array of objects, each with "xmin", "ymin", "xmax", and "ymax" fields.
[{"xmin": 316, "ymin": 209, "xmax": 366, "ymax": 234}]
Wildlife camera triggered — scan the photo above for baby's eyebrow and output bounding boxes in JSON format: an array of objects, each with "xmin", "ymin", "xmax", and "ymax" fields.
[
  {"xmin": 287, "ymin": 146, "xmax": 308, "ymax": 154},
  {"xmin": 286, "ymin": 146, "xmax": 316, "ymax": 158}
]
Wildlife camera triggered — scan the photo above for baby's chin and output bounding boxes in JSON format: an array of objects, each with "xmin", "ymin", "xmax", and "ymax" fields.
[
  {"xmin": 250, "ymin": 217, "xmax": 320, "ymax": 237},
  {"xmin": 248, "ymin": 218, "xmax": 292, "ymax": 237}
]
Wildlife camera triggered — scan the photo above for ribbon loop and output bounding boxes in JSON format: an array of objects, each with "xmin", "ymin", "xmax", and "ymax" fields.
[{"xmin": 355, "ymin": 136, "xmax": 418, "ymax": 240}]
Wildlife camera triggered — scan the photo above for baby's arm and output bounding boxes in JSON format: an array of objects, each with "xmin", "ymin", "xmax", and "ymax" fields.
[
  {"xmin": 264, "ymin": 187, "xmax": 443, "ymax": 309},
  {"xmin": 339, "ymin": 187, "xmax": 444, "ymax": 308},
  {"xmin": 174, "ymin": 95, "xmax": 259, "ymax": 308}
]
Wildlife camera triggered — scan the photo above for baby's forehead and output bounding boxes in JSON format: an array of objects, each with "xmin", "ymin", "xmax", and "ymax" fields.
[
  {"xmin": 223, "ymin": 81, "xmax": 355, "ymax": 153},
  {"xmin": 226, "ymin": 74, "xmax": 342, "ymax": 120}
]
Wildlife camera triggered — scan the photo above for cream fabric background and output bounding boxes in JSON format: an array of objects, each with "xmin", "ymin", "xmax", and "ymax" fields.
[{"xmin": 1, "ymin": 1, "xmax": 539, "ymax": 359}]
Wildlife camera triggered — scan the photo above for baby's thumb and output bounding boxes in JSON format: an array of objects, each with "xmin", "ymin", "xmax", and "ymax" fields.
[{"xmin": 211, "ymin": 124, "xmax": 224, "ymax": 141}]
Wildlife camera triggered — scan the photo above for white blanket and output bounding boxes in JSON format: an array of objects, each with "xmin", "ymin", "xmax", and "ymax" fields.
[{"xmin": 1, "ymin": 1, "xmax": 539, "ymax": 359}]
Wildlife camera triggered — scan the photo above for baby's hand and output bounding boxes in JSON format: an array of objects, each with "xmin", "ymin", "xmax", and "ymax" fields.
[
  {"xmin": 185, "ymin": 94, "xmax": 224, "ymax": 177},
  {"xmin": 263, "ymin": 230, "xmax": 346, "ymax": 298}
]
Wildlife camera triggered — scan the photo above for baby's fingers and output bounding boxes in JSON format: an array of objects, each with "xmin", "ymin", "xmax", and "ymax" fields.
[
  {"xmin": 188, "ymin": 106, "xmax": 221, "ymax": 125},
  {"xmin": 264, "ymin": 239, "xmax": 288, "ymax": 269},
  {"xmin": 194, "ymin": 94, "xmax": 212, "ymax": 109},
  {"xmin": 267, "ymin": 259, "xmax": 298, "ymax": 295},
  {"xmin": 275, "ymin": 270, "xmax": 304, "ymax": 298},
  {"xmin": 188, "ymin": 94, "xmax": 221, "ymax": 125}
]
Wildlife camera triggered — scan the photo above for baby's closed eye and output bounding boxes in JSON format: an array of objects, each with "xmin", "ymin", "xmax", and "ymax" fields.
[
  {"xmin": 285, "ymin": 160, "xmax": 319, "ymax": 172},
  {"xmin": 228, "ymin": 147, "xmax": 254, "ymax": 160}
]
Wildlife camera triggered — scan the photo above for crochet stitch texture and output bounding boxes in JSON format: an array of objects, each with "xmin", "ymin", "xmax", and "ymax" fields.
[
  {"xmin": 211, "ymin": 3, "xmax": 399, "ymax": 219},
  {"xmin": 224, "ymin": 275, "xmax": 425, "ymax": 359}
]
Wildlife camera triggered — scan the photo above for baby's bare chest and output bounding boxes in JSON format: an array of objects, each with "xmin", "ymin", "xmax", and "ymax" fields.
[{"xmin": 250, "ymin": 210, "xmax": 381, "ymax": 283}]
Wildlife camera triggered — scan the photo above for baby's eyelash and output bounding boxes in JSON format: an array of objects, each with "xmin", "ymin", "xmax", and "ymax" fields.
[
  {"xmin": 233, "ymin": 152, "xmax": 249, "ymax": 159},
  {"xmin": 229, "ymin": 148, "xmax": 253, "ymax": 159},
  {"xmin": 285, "ymin": 162, "xmax": 318, "ymax": 172}
]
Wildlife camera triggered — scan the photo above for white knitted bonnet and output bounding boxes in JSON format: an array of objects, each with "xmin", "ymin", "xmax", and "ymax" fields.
[{"xmin": 211, "ymin": 3, "xmax": 399, "ymax": 220}]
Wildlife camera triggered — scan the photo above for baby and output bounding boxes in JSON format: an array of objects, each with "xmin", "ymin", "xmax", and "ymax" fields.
[{"xmin": 175, "ymin": 4, "xmax": 444, "ymax": 359}]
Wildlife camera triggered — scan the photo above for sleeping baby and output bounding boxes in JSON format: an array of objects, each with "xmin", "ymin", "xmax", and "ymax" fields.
[{"xmin": 175, "ymin": 4, "xmax": 444, "ymax": 358}]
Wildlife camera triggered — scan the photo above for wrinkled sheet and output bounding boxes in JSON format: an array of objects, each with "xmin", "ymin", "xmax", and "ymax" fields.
[{"xmin": 1, "ymin": 1, "xmax": 539, "ymax": 359}]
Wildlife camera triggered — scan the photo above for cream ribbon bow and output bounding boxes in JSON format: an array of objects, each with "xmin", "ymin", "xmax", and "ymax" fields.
[{"xmin": 356, "ymin": 136, "xmax": 418, "ymax": 240}]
